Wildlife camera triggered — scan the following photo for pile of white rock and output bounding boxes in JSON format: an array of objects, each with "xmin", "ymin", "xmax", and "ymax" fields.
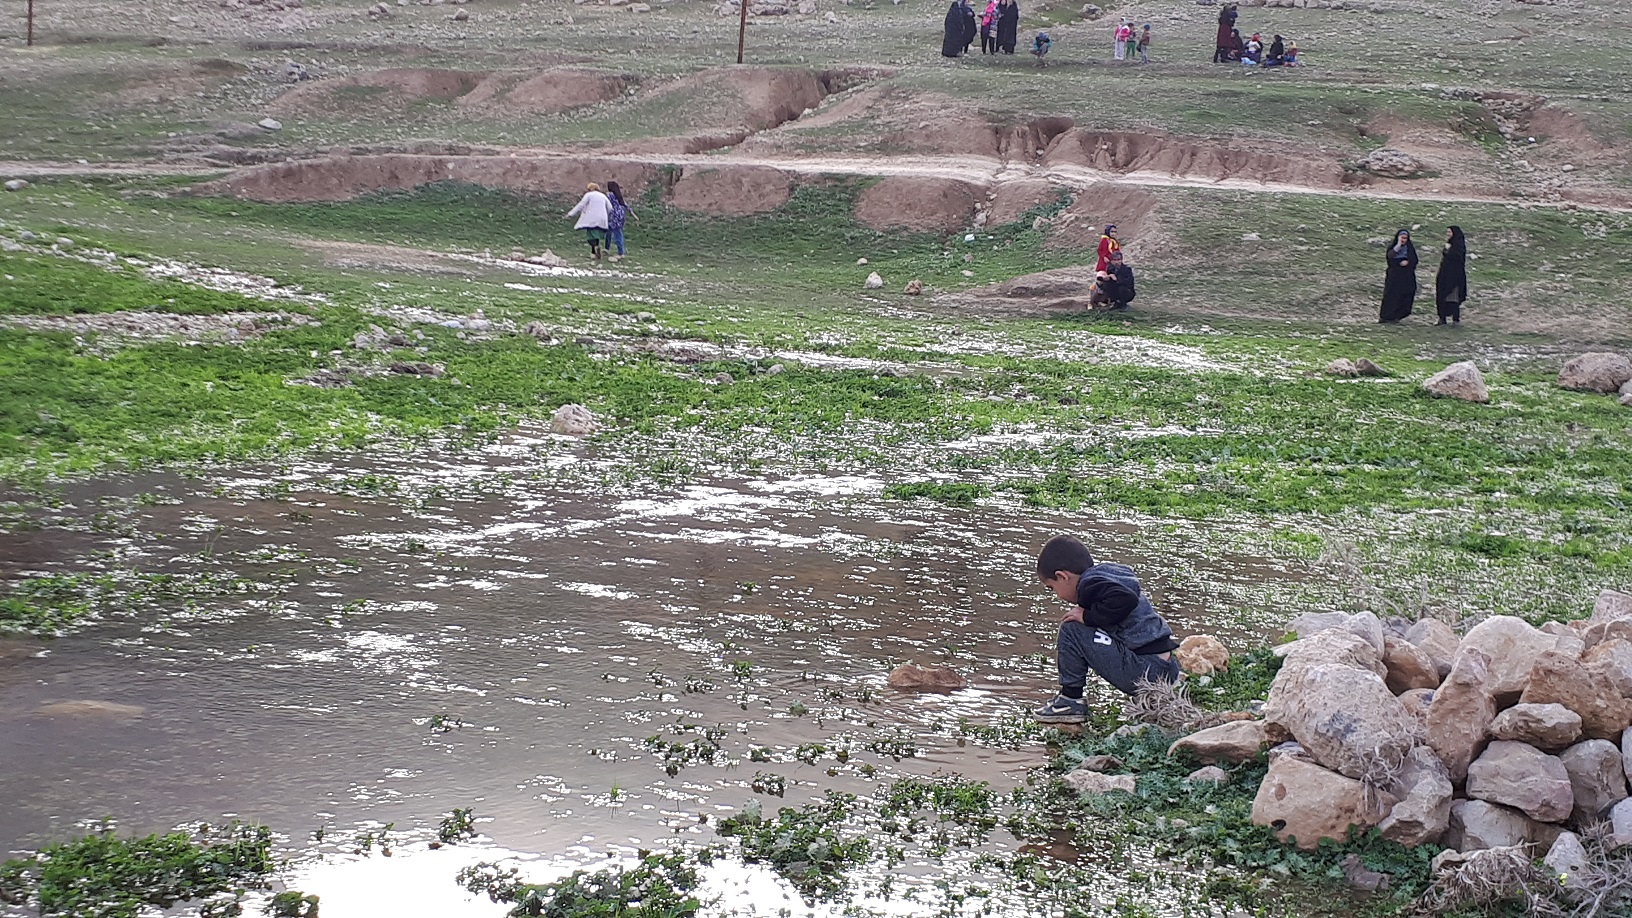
[{"xmin": 1169, "ymin": 589, "xmax": 1632, "ymax": 869}]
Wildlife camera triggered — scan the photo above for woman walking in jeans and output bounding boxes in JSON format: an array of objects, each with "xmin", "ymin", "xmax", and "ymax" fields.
[{"xmin": 605, "ymin": 181, "xmax": 638, "ymax": 262}]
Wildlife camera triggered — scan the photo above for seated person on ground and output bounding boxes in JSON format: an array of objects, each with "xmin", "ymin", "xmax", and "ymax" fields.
[
  {"xmin": 1284, "ymin": 40, "xmax": 1299, "ymax": 65},
  {"xmin": 1031, "ymin": 31, "xmax": 1052, "ymax": 64},
  {"xmin": 1090, "ymin": 251, "xmax": 1136, "ymax": 310},
  {"xmin": 1034, "ymin": 535, "xmax": 1180, "ymax": 724}
]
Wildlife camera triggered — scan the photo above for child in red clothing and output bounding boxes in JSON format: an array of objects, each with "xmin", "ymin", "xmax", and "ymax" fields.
[{"xmin": 1095, "ymin": 225, "xmax": 1121, "ymax": 272}]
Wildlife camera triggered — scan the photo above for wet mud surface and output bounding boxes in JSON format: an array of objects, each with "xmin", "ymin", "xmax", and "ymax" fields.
[{"xmin": 0, "ymin": 432, "xmax": 1313, "ymax": 914}]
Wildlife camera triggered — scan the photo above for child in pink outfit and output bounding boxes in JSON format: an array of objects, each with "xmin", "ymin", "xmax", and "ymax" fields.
[{"xmin": 1113, "ymin": 20, "xmax": 1131, "ymax": 60}]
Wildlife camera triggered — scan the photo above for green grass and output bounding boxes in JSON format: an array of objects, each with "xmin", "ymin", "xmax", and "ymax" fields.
[{"xmin": 0, "ymin": 250, "xmax": 284, "ymax": 316}]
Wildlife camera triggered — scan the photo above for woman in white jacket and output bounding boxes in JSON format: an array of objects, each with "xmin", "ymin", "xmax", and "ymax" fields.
[{"xmin": 566, "ymin": 182, "xmax": 612, "ymax": 262}]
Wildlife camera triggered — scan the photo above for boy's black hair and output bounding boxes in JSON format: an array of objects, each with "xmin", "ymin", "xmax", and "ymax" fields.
[{"xmin": 1037, "ymin": 535, "xmax": 1094, "ymax": 578}]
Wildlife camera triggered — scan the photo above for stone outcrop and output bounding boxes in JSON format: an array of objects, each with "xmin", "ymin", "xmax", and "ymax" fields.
[{"xmin": 1251, "ymin": 756, "xmax": 1383, "ymax": 849}]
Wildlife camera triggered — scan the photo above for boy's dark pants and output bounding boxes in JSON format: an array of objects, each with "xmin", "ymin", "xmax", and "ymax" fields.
[{"xmin": 1058, "ymin": 620, "xmax": 1180, "ymax": 695}]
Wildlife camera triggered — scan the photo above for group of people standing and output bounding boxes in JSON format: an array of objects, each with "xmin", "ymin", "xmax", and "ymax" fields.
[
  {"xmin": 1213, "ymin": 3, "xmax": 1297, "ymax": 66},
  {"xmin": 1379, "ymin": 227, "xmax": 1468, "ymax": 325},
  {"xmin": 944, "ymin": 0, "xmax": 1019, "ymax": 57},
  {"xmin": 566, "ymin": 182, "xmax": 638, "ymax": 263},
  {"xmin": 1090, "ymin": 225, "xmax": 1136, "ymax": 311}
]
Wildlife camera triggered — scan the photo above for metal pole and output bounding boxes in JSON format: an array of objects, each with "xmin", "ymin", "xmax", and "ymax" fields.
[
  {"xmin": 736, "ymin": 0, "xmax": 747, "ymax": 63},
  {"xmin": 28, "ymin": 0, "xmax": 35, "ymax": 47}
]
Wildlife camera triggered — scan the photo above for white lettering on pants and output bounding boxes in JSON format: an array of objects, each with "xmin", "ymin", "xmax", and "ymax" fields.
[{"xmin": 1093, "ymin": 630, "xmax": 1113, "ymax": 646}]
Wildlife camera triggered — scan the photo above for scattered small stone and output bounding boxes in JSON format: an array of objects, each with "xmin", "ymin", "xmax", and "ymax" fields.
[
  {"xmin": 903, "ymin": 279, "xmax": 923, "ymax": 295},
  {"xmin": 1076, "ymin": 754, "xmax": 1124, "ymax": 772},
  {"xmin": 1326, "ymin": 358, "xmax": 1359, "ymax": 377},
  {"xmin": 550, "ymin": 404, "xmax": 597, "ymax": 436},
  {"xmin": 1341, "ymin": 854, "xmax": 1391, "ymax": 892},
  {"xmin": 1187, "ymin": 765, "xmax": 1230, "ymax": 785},
  {"xmin": 1361, "ymin": 148, "xmax": 1428, "ymax": 178},
  {"xmin": 1176, "ymin": 634, "xmax": 1230, "ymax": 675},
  {"xmin": 856, "ymin": 257, "xmax": 868, "ymax": 265},
  {"xmin": 765, "ymin": 363, "xmax": 786, "ymax": 375},
  {"xmin": 1356, "ymin": 357, "xmax": 1389, "ymax": 377},
  {"xmin": 636, "ymin": 311, "xmax": 656, "ymax": 322},
  {"xmin": 54, "ymin": 237, "xmax": 74, "ymax": 250},
  {"xmin": 1240, "ymin": 232, "xmax": 1261, "ymax": 242},
  {"xmin": 3, "ymin": 180, "xmax": 27, "ymax": 192},
  {"xmin": 258, "ymin": 118, "xmax": 283, "ymax": 131},
  {"xmin": 864, "ymin": 271, "xmax": 883, "ymax": 289},
  {"xmin": 886, "ymin": 662, "xmax": 966, "ymax": 691},
  {"xmin": 1062, "ymin": 769, "xmax": 1137, "ymax": 795},
  {"xmin": 387, "ymin": 361, "xmax": 445, "ymax": 377},
  {"xmin": 711, "ymin": 372, "xmax": 733, "ymax": 384}
]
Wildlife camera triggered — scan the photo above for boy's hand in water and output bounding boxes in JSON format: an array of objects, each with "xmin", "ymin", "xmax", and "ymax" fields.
[{"xmin": 1061, "ymin": 605, "xmax": 1085, "ymax": 625}]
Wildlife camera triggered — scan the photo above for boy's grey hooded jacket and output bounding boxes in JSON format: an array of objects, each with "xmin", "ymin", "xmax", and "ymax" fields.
[{"xmin": 1074, "ymin": 562, "xmax": 1178, "ymax": 656}]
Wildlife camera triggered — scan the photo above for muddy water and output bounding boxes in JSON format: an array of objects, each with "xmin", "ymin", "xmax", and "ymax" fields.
[{"xmin": 0, "ymin": 433, "xmax": 1312, "ymax": 914}]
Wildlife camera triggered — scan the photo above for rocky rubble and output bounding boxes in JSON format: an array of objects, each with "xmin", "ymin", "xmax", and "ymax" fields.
[{"xmin": 1165, "ymin": 591, "xmax": 1632, "ymax": 852}]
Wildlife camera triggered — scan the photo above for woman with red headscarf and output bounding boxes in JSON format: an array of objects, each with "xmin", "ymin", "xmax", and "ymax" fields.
[{"xmin": 1095, "ymin": 225, "xmax": 1121, "ymax": 272}]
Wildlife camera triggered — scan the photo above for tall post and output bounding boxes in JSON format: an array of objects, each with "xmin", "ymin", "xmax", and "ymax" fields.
[
  {"xmin": 736, "ymin": 0, "xmax": 747, "ymax": 63},
  {"xmin": 27, "ymin": 0, "xmax": 35, "ymax": 46}
]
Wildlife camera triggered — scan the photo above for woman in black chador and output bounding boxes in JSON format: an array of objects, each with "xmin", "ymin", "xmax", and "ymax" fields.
[
  {"xmin": 1379, "ymin": 229, "xmax": 1419, "ymax": 323},
  {"xmin": 996, "ymin": 0, "xmax": 1020, "ymax": 54},
  {"xmin": 1434, "ymin": 225, "xmax": 1468, "ymax": 325},
  {"xmin": 942, "ymin": 0, "xmax": 966, "ymax": 57}
]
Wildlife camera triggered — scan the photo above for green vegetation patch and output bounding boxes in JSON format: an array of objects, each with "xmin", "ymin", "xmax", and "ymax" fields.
[
  {"xmin": 0, "ymin": 822, "xmax": 275, "ymax": 918},
  {"xmin": 0, "ymin": 250, "xmax": 281, "ymax": 317},
  {"xmin": 458, "ymin": 850, "xmax": 712, "ymax": 918}
]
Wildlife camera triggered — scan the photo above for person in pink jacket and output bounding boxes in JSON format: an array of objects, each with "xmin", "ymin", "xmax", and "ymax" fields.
[{"xmin": 566, "ymin": 182, "xmax": 612, "ymax": 262}]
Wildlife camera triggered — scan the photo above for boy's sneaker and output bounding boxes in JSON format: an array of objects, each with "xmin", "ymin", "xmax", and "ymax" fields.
[{"xmin": 1034, "ymin": 694, "xmax": 1088, "ymax": 724}]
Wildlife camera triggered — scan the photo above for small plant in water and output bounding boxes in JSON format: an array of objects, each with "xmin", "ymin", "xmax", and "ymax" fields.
[
  {"xmin": 458, "ymin": 850, "xmax": 714, "ymax": 918},
  {"xmin": 716, "ymin": 792, "xmax": 869, "ymax": 898},
  {"xmin": 436, "ymin": 808, "xmax": 478, "ymax": 845},
  {"xmin": 267, "ymin": 890, "xmax": 320, "ymax": 917}
]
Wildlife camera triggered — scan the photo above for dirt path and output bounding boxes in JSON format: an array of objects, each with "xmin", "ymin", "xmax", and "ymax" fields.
[{"xmin": 5, "ymin": 152, "xmax": 1626, "ymax": 213}]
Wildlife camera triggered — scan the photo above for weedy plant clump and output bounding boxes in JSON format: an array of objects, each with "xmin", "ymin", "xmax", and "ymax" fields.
[
  {"xmin": 0, "ymin": 821, "xmax": 276, "ymax": 918},
  {"xmin": 457, "ymin": 850, "xmax": 714, "ymax": 918}
]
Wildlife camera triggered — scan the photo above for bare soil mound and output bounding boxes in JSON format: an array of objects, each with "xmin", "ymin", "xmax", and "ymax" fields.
[
  {"xmin": 987, "ymin": 178, "xmax": 1065, "ymax": 226},
  {"xmin": 855, "ymin": 176, "xmax": 983, "ymax": 233},
  {"xmin": 196, "ymin": 154, "xmax": 663, "ymax": 204},
  {"xmin": 668, "ymin": 165, "xmax": 795, "ymax": 216},
  {"xmin": 646, "ymin": 66, "xmax": 829, "ymax": 134},
  {"xmin": 457, "ymin": 68, "xmax": 630, "ymax": 116},
  {"xmin": 114, "ymin": 59, "xmax": 250, "ymax": 105},
  {"xmin": 1046, "ymin": 184, "xmax": 1164, "ymax": 256},
  {"xmin": 270, "ymin": 68, "xmax": 488, "ymax": 116},
  {"xmin": 1046, "ymin": 128, "xmax": 1357, "ymax": 189}
]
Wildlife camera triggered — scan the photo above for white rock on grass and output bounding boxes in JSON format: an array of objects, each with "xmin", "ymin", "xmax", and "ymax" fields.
[
  {"xmin": 1559, "ymin": 739, "xmax": 1629, "ymax": 825},
  {"xmin": 864, "ymin": 271, "xmax": 883, "ymax": 289},
  {"xmin": 1062, "ymin": 769, "xmax": 1136, "ymax": 795},
  {"xmin": 1168, "ymin": 720, "xmax": 1268, "ymax": 765},
  {"xmin": 1176, "ymin": 634, "xmax": 1229, "ymax": 675},
  {"xmin": 258, "ymin": 118, "xmax": 283, "ymax": 131},
  {"xmin": 550, "ymin": 404, "xmax": 597, "ymax": 436},
  {"xmin": 1325, "ymin": 358, "xmax": 1358, "ymax": 377},
  {"xmin": 1465, "ymin": 740, "xmax": 1573, "ymax": 823},
  {"xmin": 1421, "ymin": 360, "xmax": 1489, "ymax": 403},
  {"xmin": 3, "ymin": 179, "xmax": 27, "ymax": 192},
  {"xmin": 1557, "ymin": 352, "xmax": 1632, "ymax": 394}
]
